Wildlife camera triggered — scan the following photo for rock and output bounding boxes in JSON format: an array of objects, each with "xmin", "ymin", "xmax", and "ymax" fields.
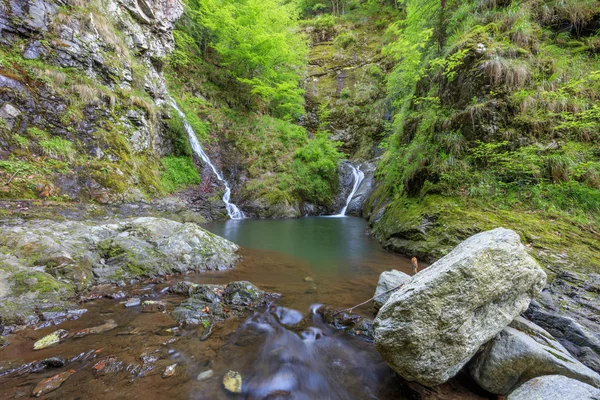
[
  {"xmin": 373, "ymin": 269, "xmax": 411, "ymax": 311},
  {"xmin": 30, "ymin": 357, "xmax": 66, "ymax": 373},
  {"xmin": 223, "ymin": 370, "xmax": 242, "ymax": 394},
  {"xmin": 374, "ymin": 228, "xmax": 547, "ymax": 386},
  {"xmin": 32, "ymin": 370, "xmax": 75, "ymax": 397},
  {"xmin": 315, "ymin": 305, "xmax": 374, "ymax": 340},
  {"xmin": 470, "ymin": 316, "xmax": 600, "ymax": 395},
  {"xmin": 524, "ymin": 271, "xmax": 600, "ymax": 373},
  {"xmin": 190, "ymin": 284, "xmax": 225, "ymax": 303},
  {"xmin": 73, "ymin": 319, "xmax": 117, "ymax": 338},
  {"xmin": 271, "ymin": 306, "xmax": 303, "ymax": 326},
  {"xmin": 0, "ymin": 336, "xmax": 8, "ymax": 349},
  {"xmin": 197, "ymin": 369, "xmax": 214, "ymax": 380},
  {"xmin": 169, "ymin": 281, "xmax": 198, "ymax": 295},
  {"xmin": 162, "ymin": 363, "xmax": 177, "ymax": 378},
  {"xmin": 125, "ymin": 297, "xmax": 141, "ymax": 308},
  {"xmin": 93, "ymin": 356, "xmax": 123, "ymax": 375},
  {"xmin": 507, "ymin": 375, "xmax": 600, "ymax": 400},
  {"xmin": 303, "ymin": 277, "xmax": 314, "ymax": 282},
  {"xmin": 224, "ymin": 281, "xmax": 263, "ymax": 306},
  {"xmin": 141, "ymin": 300, "xmax": 166, "ymax": 313},
  {"xmin": 33, "ymin": 329, "xmax": 69, "ymax": 350}
]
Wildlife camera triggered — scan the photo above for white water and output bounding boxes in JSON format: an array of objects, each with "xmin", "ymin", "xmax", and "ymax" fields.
[
  {"xmin": 169, "ymin": 99, "xmax": 244, "ymax": 219},
  {"xmin": 336, "ymin": 163, "xmax": 365, "ymax": 216}
]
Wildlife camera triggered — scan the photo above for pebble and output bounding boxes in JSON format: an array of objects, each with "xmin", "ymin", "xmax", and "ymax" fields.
[
  {"xmin": 125, "ymin": 298, "xmax": 141, "ymax": 308},
  {"xmin": 32, "ymin": 370, "xmax": 75, "ymax": 397},
  {"xmin": 223, "ymin": 370, "xmax": 242, "ymax": 393},
  {"xmin": 197, "ymin": 369, "xmax": 213, "ymax": 380},
  {"xmin": 162, "ymin": 363, "xmax": 177, "ymax": 378},
  {"xmin": 33, "ymin": 329, "xmax": 69, "ymax": 350}
]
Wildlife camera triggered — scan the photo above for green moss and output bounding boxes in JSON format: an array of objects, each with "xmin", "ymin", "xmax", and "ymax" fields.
[
  {"xmin": 39, "ymin": 137, "xmax": 76, "ymax": 161},
  {"xmin": 160, "ymin": 156, "xmax": 201, "ymax": 193},
  {"xmin": 9, "ymin": 271, "xmax": 73, "ymax": 297}
]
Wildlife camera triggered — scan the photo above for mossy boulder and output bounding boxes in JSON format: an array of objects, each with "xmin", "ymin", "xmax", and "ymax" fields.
[{"xmin": 374, "ymin": 228, "xmax": 546, "ymax": 386}]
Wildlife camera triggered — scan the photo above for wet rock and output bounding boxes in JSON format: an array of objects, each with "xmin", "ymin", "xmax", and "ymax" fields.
[
  {"xmin": 374, "ymin": 228, "xmax": 547, "ymax": 386},
  {"xmin": 507, "ymin": 375, "xmax": 600, "ymax": 400},
  {"xmin": 316, "ymin": 305, "xmax": 374, "ymax": 340},
  {"xmin": 29, "ymin": 357, "xmax": 66, "ymax": 374},
  {"xmin": 32, "ymin": 370, "xmax": 75, "ymax": 397},
  {"xmin": 197, "ymin": 369, "xmax": 213, "ymax": 380},
  {"xmin": 271, "ymin": 306, "xmax": 303, "ymax": 327},
  {"xmin": 93, "ymin": 356, "xmax": 123, "ymax": 375},
  {"xmin": 73, "ymin": 319, "xmax": 117, "ymax": 338},
  {"xmin": 173, "ymin": 298, "xmax": 224, "ymax": 326},
  {"xmin": 190, "ymin": 284, "xmax": 225, "ymax": 303},
  {"xmin": 470, "ymin": 316, "xmax": 600, "ymax": 395},
  {"xmin": 224, "ymin": 281, "xmax": 263, "ymax": 306},
  {"xmin": 141, "ymin": 300, "xmax": 167, "ymax": 313},
  {"xmin": 0, "ymin": 336, "xmax": 8, "ymax": 349},
  {"xmin": 107, "ymin": 291, "xmax": 127, "ymax": 300},
  {"xmin": 40, "ymin": 308, "xmax": 88, "ymax": 326},
  {"xmin": 169, "ymin": 281, "xmax": 198, "ymax": 295},
  {"xmin": 162, "ymin": 363, "xmax": 177, "ymax": 378},
  {"xmin": 223, "ymin": 370, "xmax": 242, "ymax": 393},
  {"xmin": 373, "ymin": 269, "xmax": 411, "ymax": 311},
  {"xmin": 303, "ymin": 277, "xmax": 314, "ymax": 282},
  {"xmin": 33, "ymin": 329, "xmax": 69, "ymax": 350},
  {"xmin": 125, "ymin": 298, "xmax": 141, "ymax": 308}
]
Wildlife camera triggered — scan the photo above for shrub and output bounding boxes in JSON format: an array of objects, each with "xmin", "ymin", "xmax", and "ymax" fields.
[{"xmin": 160, "ymin": 156, "xmax": 201, "ymax": 193}]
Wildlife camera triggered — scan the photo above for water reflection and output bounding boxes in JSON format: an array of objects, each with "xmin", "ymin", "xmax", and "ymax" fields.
[{"xmin": 205, "ymin": 217, "xmax": 394, "ymax": 276}]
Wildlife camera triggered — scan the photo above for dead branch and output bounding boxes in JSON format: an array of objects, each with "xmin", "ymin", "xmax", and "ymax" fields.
[{"xmin": 333, "ymin": 283, "xmax": 405, "ymax": 316}]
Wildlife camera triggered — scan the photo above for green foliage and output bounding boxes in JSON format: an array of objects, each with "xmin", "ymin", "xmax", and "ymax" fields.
[
  {"xmin": 160, "ymin": 156, "xmax": 201, "ymax": 193},
  {"xmin": 39, "ymin": 137, "xmax": 76, "ymax": 161},
  {"xmin": 334, "ymin": 31, "xmax": 357, "ymax": 49},
  {"xmin": 179, "ymin": 0, "xmax": 308, "ymax": 119},
  {"xmin": 291, "ymin": 133, "xmax": 344, "ymax": 202},
  {"xmin": 167, "ymin": 111, "xmax": 192, "ymax": 157}
]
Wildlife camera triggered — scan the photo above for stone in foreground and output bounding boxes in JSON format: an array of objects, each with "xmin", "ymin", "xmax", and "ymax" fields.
[
  {"xmin": 32, "ymin": 370, "xmax": 74, "ymax": 397},
  {"xmin": 373, "ymin": 269, "xmax": 411, "ymax": 310},
  {"xmin": 33, "ymin": 329, "xmax": 69, "ymax": 350},
  {"xmin": 507, "ymin": 375, "xmax": 600, "ymax": 400},
  {"xmin": 223, "ymin": 370, "xmax": 242, "ymax": 393},
  {"xmin": 470, "ymin": 316, "xmax": 600, "ymax": 394},
  {"xmin": 374, "ymin": 228, "xmax": 546, "ymax": 386}
]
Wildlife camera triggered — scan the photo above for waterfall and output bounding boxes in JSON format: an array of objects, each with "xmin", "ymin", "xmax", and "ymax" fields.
[
  {"xmin": 336, "ymin": 163, "xmax": 365, "ymax": 216},
  {"xmin": 169, "ymin": 99, "xmax": 244, "ymax": 220}
]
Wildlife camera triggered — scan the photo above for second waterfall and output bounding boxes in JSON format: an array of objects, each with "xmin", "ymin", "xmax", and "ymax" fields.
[{"xmin": 169, "ymin": 99, "xmax": 244, "ymax": 220}]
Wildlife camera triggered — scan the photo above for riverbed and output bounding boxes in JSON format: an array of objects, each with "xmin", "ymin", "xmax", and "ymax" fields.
[{"xmin": 0, "ymin": 216, "xmax": 489, "ymax": 399}]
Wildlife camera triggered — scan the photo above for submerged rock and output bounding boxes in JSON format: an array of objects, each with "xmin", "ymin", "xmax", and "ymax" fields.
[
  {"xmin": 32, "ymin": 370, "xmax": 75, "ymax": 397},
  {"xmin": 125, "ymin": 298, "xmax": 141, "ymax": 308},
  {"xmin": 73, "ymin": 319, "xmax": 117, "ymax": 338},
  {"xmin": 223, "ymin": 370, "xmax": 242, "ymax": 393},
  {"xmin": 374, "ymin": 228, "xmax": 547, "ymax": 386},
  {"xmin": 162, "ymin": 363, "xmax": 177, "ymax": 378},
  {"xmin": 507, "ymin": 375, "xmax": 600, "ymax": 400},
  {"xmin": 470, "ymin": 316, "xmax": 600, "ymax": 395},
  {"xmin": 141, "ymin": 300, "xmax": 166, "ymax": 313},
  {"xmin": 373, "ymin": 269, "xmax": 411, "ymax": 311},
  {"xmin": 197, "ymin": 369, "xmax": 214, "ymax": 380},
  {"xmin": 33, "ymin": 329, "xmax": 69, "ymax": 350},
  {"xmin": 224, "ymin": 281, "xmax": 263, "ymax": 306}
]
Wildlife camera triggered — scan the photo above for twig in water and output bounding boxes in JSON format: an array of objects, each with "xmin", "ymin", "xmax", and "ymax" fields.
[{"xmin": 333, "ymin": 283, "xmax": 405, "ymax": 316}]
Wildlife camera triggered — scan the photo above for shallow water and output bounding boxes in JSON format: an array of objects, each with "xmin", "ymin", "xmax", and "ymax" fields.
[{"xmin": 0, "ymin": 217, "xmax": 487, "ymax": 399}]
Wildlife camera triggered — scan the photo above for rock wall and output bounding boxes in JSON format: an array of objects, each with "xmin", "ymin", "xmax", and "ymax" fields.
[{"xmin": 0, "ymin": 0, "xmax": 183, "ymax": 202}]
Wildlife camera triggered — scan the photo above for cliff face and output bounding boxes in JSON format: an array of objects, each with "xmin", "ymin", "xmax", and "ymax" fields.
[{"xmin": 0, "ymin": 0, "xmax": 183, "ymax": 202}]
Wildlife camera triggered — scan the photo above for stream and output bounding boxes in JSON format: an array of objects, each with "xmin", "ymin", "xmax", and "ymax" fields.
[{"xmin": 0, "ymin": 217, "xmax": 486, "ymax": 399}]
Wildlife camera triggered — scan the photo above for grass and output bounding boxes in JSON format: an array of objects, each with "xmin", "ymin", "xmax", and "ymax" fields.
[
  {"xmin": 39, "ymin": 137, "xmax": 76, "ymax": 161},
  {"xmin": 160, "ymin": 156, "xmax": 201, "ymax": 193}
]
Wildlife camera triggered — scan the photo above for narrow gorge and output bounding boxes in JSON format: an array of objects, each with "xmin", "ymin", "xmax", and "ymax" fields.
[{"xmin": 0, "ymin": 0, "xmax": 599, "ymax": 399}]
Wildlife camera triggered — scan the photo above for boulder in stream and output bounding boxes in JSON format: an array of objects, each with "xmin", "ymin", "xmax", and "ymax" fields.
[
  {"xmin": 373, "ymin": 269, "xmax": 411, "ymax": 311},
  {"xmin": 470, "ymin": 316, "xmax": 600, "ymax": 395},
  {"xmin": 374, "ymin": 228, "xmax": 547, "ymax": 386},
  {"xmin": 223, "ymin": 370, "xmax": 242, "ymax": 393},
  {"xmin": 507, "ymin": 375, "xmax": 600, "ymax": 400},
  {"xmin": 33, "ymin": 329, "xmax": 69, "ymax": 350}
]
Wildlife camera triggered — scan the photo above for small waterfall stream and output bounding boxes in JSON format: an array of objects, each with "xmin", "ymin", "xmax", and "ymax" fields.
[
  {"xmin": 169, "ymin": 99, "xmax": 244, "ymax": 219},
  {"xmin": 336, "ymin": 163, "xmax": 365, "ymax": 216}
]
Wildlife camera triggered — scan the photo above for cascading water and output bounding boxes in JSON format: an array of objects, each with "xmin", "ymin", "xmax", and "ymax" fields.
[
  {"xmin": 169, "ymin": 99, "xmax": 244, "ymax": 219},
  {"xmin": 336, "ymin": 163, "xmax": 365, "ymax": 216}
]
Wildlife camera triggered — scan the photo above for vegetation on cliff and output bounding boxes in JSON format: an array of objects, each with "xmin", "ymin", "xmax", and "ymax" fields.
[{"xmin": 366, "ymin": 0, "xmax": 600, "ymax": 274}]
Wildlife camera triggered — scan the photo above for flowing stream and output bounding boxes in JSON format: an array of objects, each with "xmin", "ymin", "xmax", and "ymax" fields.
[
  {"xmin": 336, "ymin": 163, "xmax": 365, "ymax": 216},
  {"xmin": 169, "ymin": 99, "xmax": 244, "ymax": 220}
]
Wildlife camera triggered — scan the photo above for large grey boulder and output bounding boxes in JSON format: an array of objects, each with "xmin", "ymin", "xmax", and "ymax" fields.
[
  {"xmin": 507, "ymin": 375, "xmax": 600, "ymax": 400},
  {"xmin": 470, "ymin": 316, "xmax": 600, "ymax": 394},
  {"xmin": 0, "ymin": 217, "xmax": 238, "ymax": 327},
  {"xmin": 373, "ymin": 269, "xmax": 411, "ymax": 311},
  {"xmin": 374, "ymin": 228, "xmax": 546, "ymax": 386}
]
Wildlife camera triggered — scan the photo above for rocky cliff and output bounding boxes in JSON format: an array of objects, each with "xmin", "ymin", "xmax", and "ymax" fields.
[{"xmin": 0, "ymin": 0, "xmax": 183, "ymax": 203}]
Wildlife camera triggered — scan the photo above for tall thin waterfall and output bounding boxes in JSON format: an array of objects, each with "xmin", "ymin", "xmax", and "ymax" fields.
[
  {"xmin": 169, "ymin": 99, "xmax": 244, "ymax": 220},
  {"xmin": 336, "ymin": 163, "xmax": 365, "ymax": 216}
]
